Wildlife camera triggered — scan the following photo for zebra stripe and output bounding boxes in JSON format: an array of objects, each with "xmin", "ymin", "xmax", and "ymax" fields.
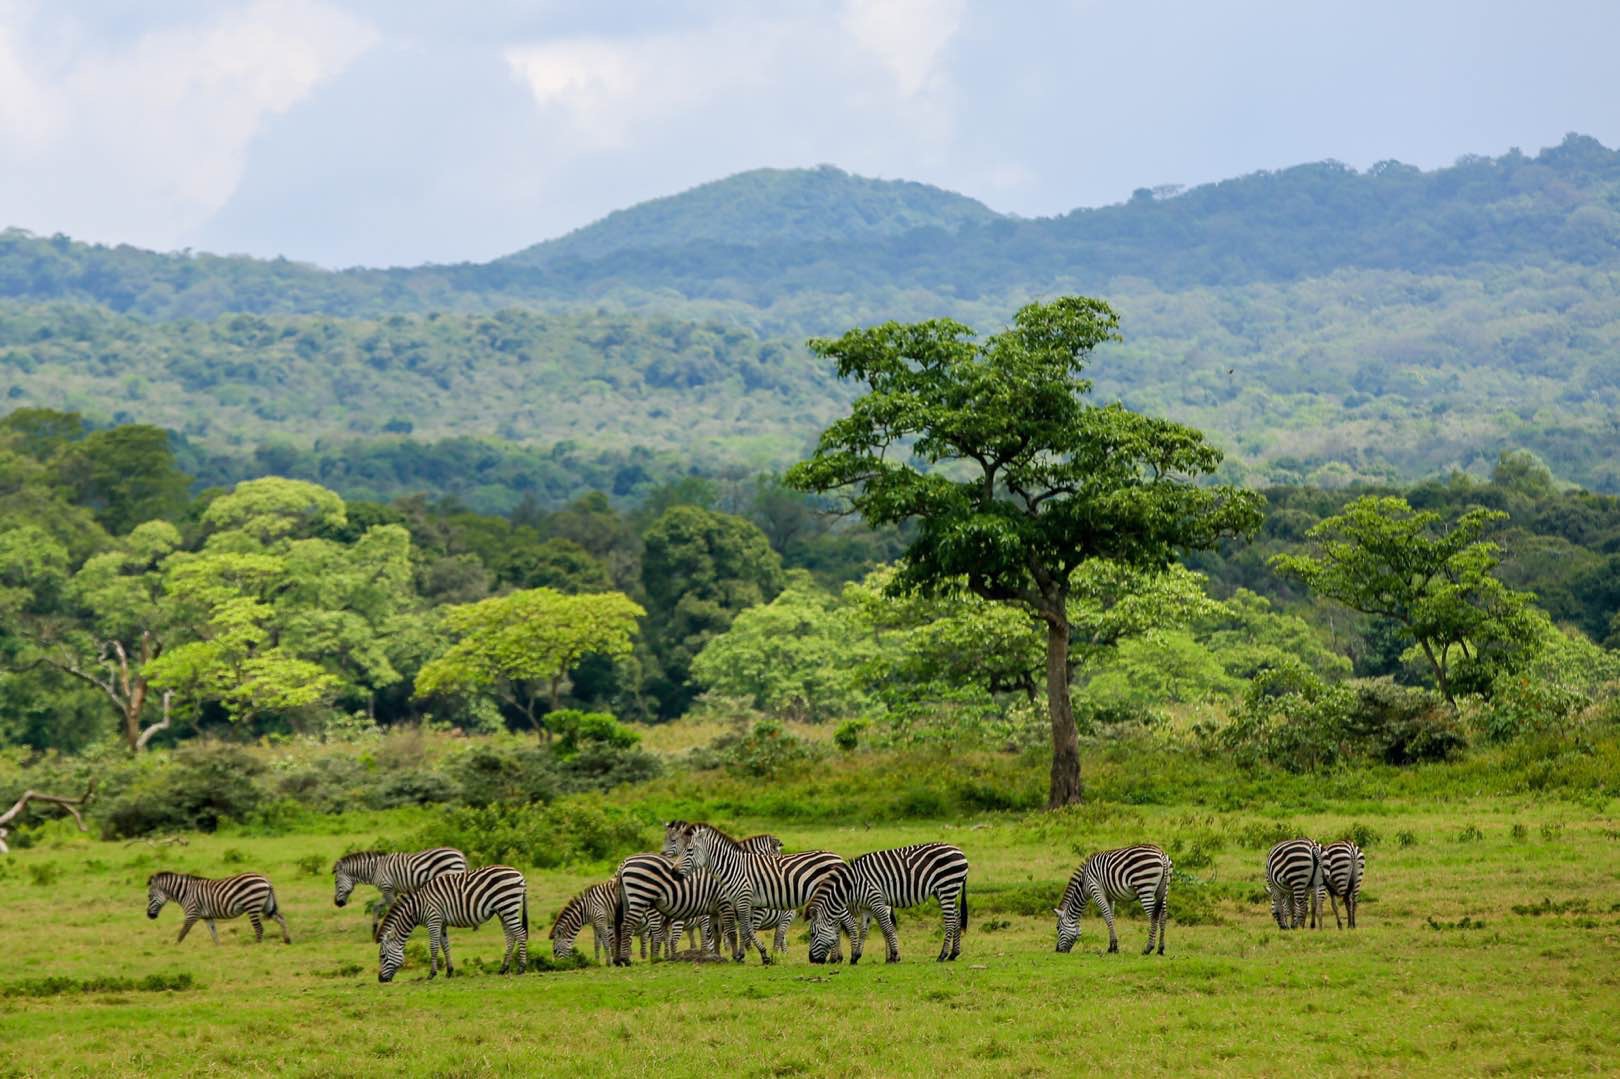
[
  {"xmin": 1055, "ymin": 844, "xmax": 1172, "ymax": 955},
  {"xmin": 146, "ymin": 871, "xmax": 289, "ymax": 945},
  {"xmin": 1316, "ymin": 840, "xmax": 1366, "ymax": 929},
  {"xmin": 550, "ymin": 879, "xmax": 620, "ymax": 961},
  {"xmin": 669, "ymin": 824, "xmax": 845, "ymax": 965},
  {"xmin": 377, "ymin": 866, "xmax": 528, "ymax": 982},
  {"xmin": 1266, "ymin": 838, "xmax": 1324, "ymax": 930},
  {"xmin": 332, "ymin": 847, "xmax": 468, "ymax": 909},
  {"xmin": 612, "ymin": 852, "xmax": 689, "ymax": 966},
  {"xmin": 662, "ymin": 821, "xmax": 783, "ymax": 858},
  {"xmin": 805, "ymin": 843, "xmax": 968, "ymax": 965}
]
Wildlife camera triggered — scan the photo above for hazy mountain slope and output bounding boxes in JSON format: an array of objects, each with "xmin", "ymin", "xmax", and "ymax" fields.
[{"xmin": 498, "ymin": 166, "xmax": 1003, "ymax": 267}]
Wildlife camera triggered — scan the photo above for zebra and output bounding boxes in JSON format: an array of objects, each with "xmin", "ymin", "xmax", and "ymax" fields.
[
  {"xmin": 146, "ymin": 871, "xmax": 290, "ymax": 945},
  {"xmin": 1054, "ymin": 844, "xmax": 1172, "ymax": 955},
  {"xmin": 377, "ymin": 865, "xmax": 528, "ymax": 982},
  {"xmin": 662, "ymin": 821, "xmax": 784, "ymax": 858},
  {"xmin": 1266, "ymin": 838, "xmax": 1325, "ymax": 930},
  {"xmin": 648, "ymin": 867, "xmax": 798, "ymax": 958},
  {"xmin": 1316, "ymin": 840, "xmax": 1366, "ymax": 929},
  {"xmin": 804, "ymin": 843, "xmax": 968, "ymax": 965},
  {"xmin": 612, "ymin": 852, "xmax": 691, "ymax": 966},
  {"xmin": 332, "ymin": 847, "xmax": 467, "ymax": 936},
  {"xmin": 665, "ymin": 825, "xmax": 846, "ymax": 965},
  {"xmin": 550, "ymin": 879, "xmax": 621, "ymax": 961},
  {"xmin": 661, "ymin": 819, "xmax": 785, "ymax": 951}
]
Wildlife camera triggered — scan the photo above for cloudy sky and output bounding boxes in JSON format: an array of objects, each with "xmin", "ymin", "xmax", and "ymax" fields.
[{"xmin": 2, "ymin": 0, "xmax": 1616, "ymax": 267}]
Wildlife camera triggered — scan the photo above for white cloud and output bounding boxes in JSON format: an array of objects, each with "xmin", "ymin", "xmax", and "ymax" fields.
[
  {"xmin": 839, "ymin": 0, "xmax": 964, "ymax": 98},
  {"xmin": 0, "ymin": 0, "xmax": 377, "ymax": 248},
  {"xmin": 504, "ymin": 18, "xmax": 793, "ymax": 151}
]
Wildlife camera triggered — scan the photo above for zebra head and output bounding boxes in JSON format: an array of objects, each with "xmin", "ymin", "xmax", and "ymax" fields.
[
  {"xmin": 660, "ymin": 821, "xmax": 689, "ymax": 858},
  {"xmin": 377, "ymin": 928, "xmax": 406, "ymax": 983},
  {"xmin": 805, "ymin": 877, "xmax": 847, "ymax": 964},
  {"xmin": 332, "ymin": 851, "xmax": 377, "ymax": 907},
  {"xmin": 145, "ymin": 874, "xmax": 169, "ymax": 919},
  {"xmin": 1053, "ymin": 905, "xmax": 1081, "ymax": 953},
  {"xmin": 672, "ymin": 824, "xmax": 709, "ymax": 875}
]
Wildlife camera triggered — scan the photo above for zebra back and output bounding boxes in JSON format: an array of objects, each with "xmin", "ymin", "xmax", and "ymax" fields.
[
  {"xmin": 1318, "ymin": 840, "xmax": 1365, "ymax": 898},
  {"xmin": 1061, "ymin": 844, "xmax": 1173, "ymax": 915}
]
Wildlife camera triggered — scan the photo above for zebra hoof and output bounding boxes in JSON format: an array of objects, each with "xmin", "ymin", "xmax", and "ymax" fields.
[{"xmin": 887, "ymin": 954, "xmax": 900, "ymax": 964}]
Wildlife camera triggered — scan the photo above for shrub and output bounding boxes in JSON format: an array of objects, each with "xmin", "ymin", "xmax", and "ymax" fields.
[
  {"xmin": 1345, "ymin": 680, "xmax": 1466, "ymax": 764},
  {"xmin": 413, "ymin": 798, "xmax": 651, "ymax": 869},
  {"xmin": 549, "ymin": 710, "xmax": 640, "ymax": 757},
  {"xmin": 295, "ymin": 854, "xmax": 325, "ymax": 876},
  {"xmin": 1395, "ymin": 829, "xmax": 1418, "ymax": 848},
  {"xmin": 833, "ymin": 718, "xmax": 868, "ymax": 751},
  {"xmin": 1478, "ymin": 676, "xmax": 1589, "ymax": 744},
  {"xmin": 446, "ymin": 742, "xmax": 559, "ymax": 807},
  {"xmin": 101, "ymin": 743, "xmax": 265, "ymax": 838},
  {"xmin": 690, "ymin": 720, "xmax": 818, "ymax": 778},
  {"xmin": 556, "ymin": 742, "xmax": 662, "ymax": 793},
  {"xmin": 372, "ymin": 769, "xmax": 456, "ymax": 808}
]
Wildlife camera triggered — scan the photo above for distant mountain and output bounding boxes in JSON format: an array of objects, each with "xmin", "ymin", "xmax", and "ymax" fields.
[
  {"xmin": 499, "ymin": 166, "xmax": 1003, "ymax": 267},
  {"xmin": 4, "ymin": 135, "xmax": 1620, "ymax": 493}
]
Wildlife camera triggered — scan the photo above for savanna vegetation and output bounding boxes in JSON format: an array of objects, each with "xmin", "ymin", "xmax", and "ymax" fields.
[{"xmin": 4, "ymin": 133, "xmax": 1620, "ymax": 1072}]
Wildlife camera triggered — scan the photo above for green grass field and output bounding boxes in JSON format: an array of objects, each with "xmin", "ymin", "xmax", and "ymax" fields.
[{"xmin": 4, "ymin": 785, "xmax": 1619, "ymax": 1078}]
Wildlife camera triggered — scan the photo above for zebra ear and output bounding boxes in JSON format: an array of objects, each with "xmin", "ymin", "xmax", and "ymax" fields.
[{"xmin": 1052, "ymin": 907, "xmax": 1063, "ymax": 916}]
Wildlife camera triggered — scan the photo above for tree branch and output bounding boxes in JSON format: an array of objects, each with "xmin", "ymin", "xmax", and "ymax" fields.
[
  {"xmin": 0, "ymin": 780, "xmax": 96, "ymax": 854},
  {"xmin": 134, "ymin": 691, "xmax": 173, "ymax": 752}
]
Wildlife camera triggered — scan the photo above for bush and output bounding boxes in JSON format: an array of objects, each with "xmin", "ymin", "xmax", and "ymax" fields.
[
  {"xmin": 101, "ymin": 743, "xmax": 265, "ymax": 838},
  {"xmin": 690, "ymin": 720, "xmax": 818, "ymax": 778},
  {"xmin": 1478, "ymin": 676, "xmax": 1589, "ymax": 744},
  {"xmin": 446, "ymin": 742, "xmax": 559, "ymax": 807},
  {"xmin": 549, "ymin": 710, "xmax": 640, "ymax": 756},
  {"xmin": 556, "ymin": 742, "xmax": 662, "ymax": 793},
  {"xmin": 372, "ymin": 769, "xmax": 456, "ymax": 808},
  {"xmin": 1345, "ymin": 679, "xmax": 1466, "ymax": 764},
  {"xmin": 413, "ymin": 798, "xmax": 651, "ymax": 869},
  {"xmin": 833, "ymin": 718, "xmax": 868, "ymax": 751}
]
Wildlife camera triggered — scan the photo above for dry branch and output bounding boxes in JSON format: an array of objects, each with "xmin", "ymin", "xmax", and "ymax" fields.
[{"xmin": 0, "ymin": 780, "xmax": 95, "ymax": 854}]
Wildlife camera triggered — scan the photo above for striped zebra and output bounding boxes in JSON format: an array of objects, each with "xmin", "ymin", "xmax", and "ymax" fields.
[
  {"xmin": 1266, "ymin": 838, "xmax": 1324, "ymax": 930},
  {"xmin": 804, "ymin": 843, "xmax": 968, "ymax": 965},
  {"xmin": 662, "ymin": 822, "xmax": 783, "ymax": 858},
  {"xmin": 146, "ymin": 871, "xmax": 290, "ymax": 945},
  {"xmin": 1316, "ymin": 840, "xmax": 1366, "ymax": 929},
  {"xmin": 1054, "ymin": 844, "xmax": 1172, "ymax": 955},
  {"xmin": 332, "ymin": 847, "xmax": 467, "ymax": 936},
  {"xmin": 376, "ymin": 865, "xmax": 528, "ymax": 982},
  {"xmin": 664, "ymin": 825, "xmax": 846, "ymax": 965},
  {"xmin": 550, "ymin": 879, "xmax": 620, "ymax": 960},
  {"xmin": 612, "ymin": 852, "xmax": 690, "ymax": 966}
]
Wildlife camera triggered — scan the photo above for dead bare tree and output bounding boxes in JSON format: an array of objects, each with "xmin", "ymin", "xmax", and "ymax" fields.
[
  {"xmin": 41, "ymin": 633, "xmax": 171, "ymax": 753},
  {"xmin": 0, "ymin": 780, "xmax": 95, "ymax": 854}
]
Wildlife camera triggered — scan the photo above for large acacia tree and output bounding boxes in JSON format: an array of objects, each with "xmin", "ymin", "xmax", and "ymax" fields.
[{"xmin": 787, "ymin": 297, "xmax": 1263, "ymax": 806}]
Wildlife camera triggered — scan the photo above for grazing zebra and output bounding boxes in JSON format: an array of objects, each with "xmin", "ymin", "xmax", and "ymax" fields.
[
  {"xmin": 550, "ymin": 879, "xmax": 620, "ymax": 960},
  {"xmin": 332, "ymin": 847, "xmax": 467, "ymax": 936},
  {"xmin": 1266, "ymin": 838, "xmax": 1324, "ymax": 930},
  {"xmin": 1054, "ymin": 844, "xmax": 1173, "ymax": 955},
  {"xmin": 662, "ymin": 821, "xmax": 783, "ymax": 858},
  {"xmin": 612, "ymin": 852, "xmax": 690, "ymax": 966},
  {"xmin": 669, "ymin": 823, "xmax": 847, "ymax": 964},
  {"xmin": 805, "ymin": 843, "xmax": 968, "ymax": 965},
  {"xmin": 1317, "ymin": 840, "xmax": 1366, "ymax": 929},
  {"xmin": 377, "ymin": 866, "xmax": 528, "ymax": 982},
  {"xmin": 146, "ymin": 872, "xmax": 290, "ymax": 945}
]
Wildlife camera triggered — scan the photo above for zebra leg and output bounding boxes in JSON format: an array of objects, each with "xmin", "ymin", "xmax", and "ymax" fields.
[
  {"xmin": 1100, "ymin": 897, "xmax": 1118, "ymax": 954},
  {"xmin": 205, "ymin": 919, "xmax": 221, "ymax": 945},
  {"xmin": 250, "ymin": 913, "xmax": 265, "ymax": 942},
  {"xmin": 774, "ymin": 913, "xmax": 791, "ymax": 956},
  {"xmin": 1267, "ymin": 879, "xmax": 1288, "ymax": 930},
  {"xmin": 1329, "ymin": 892, "xmax": 1343, "ymax": 929},
  {"xmin": 936, "ymin": 891, "xmax": 959, "ymax": 962},
  {"xmin": 1136, "ymin": 887, "xmax": 1158, "ymax": 954},
  {"xmin": 735, "ymin": 897, "xmax": 771, "ymax": 964},
  {"xmin": 842, "ymin": 910, "xmax": 861, "ymax": 964},
  {"xmin": 176, "ymin": 913, "xmax": 198, "ymax": 944},
  {"xmin": 428, "ymin": 921, "xmax": 443, "ymax": 979},
  {"xmin": 499, "ymin": 913, "xmax": 519, "ymax": 974},
  {"xmin": 1348, "ymin": 892, "xmax": 1357, "ymax": 929},
  {"xmin": 874, "ymin": 902, "xmax": 900, "ymax": 963}
]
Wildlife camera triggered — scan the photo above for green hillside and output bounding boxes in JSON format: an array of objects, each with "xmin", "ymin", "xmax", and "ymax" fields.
[
  {"xmin": 499, "ymin": 166, "xmax": 1002, "ymax": 267},
  {"xmin": 2, "ymin": 134, "xmax": 1619, "ymax": 491}
]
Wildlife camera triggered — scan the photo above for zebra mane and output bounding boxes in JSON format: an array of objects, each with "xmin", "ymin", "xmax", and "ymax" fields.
[
  {"xmin": 549, "ymin": 892, "xmax": 588, "ymax": 939},
  {"xmin": 377, "ymin": 891, "xmax": 423, "ymax": 938},
  {"xmin": 334, "ymin": 850, "xmax": 384, "ymax": 871},
  {"xmin": 149, "ymin": 870, "xmax": 196, "ymax": 886},
  {"xmin": 687, "ymin": 822, "xmax": 743, "ymax": 849}
]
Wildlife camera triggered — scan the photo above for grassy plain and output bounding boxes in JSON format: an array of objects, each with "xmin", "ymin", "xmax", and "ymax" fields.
[{"xmin": 4, "ymin": 766, "xmax": 1619, "ymax": 1078}]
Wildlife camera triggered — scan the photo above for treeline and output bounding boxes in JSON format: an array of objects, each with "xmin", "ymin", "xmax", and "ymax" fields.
[
  {"xmin": 2, "ymin": 409, "xmax": 1617, "ymax": 766},
  {"xmin": 4, "ymin": 136, "xmax": 1616, "ymax": 322},
  {"xmin": 9, "ymin": 265, "xmax": 1620, "ymax": 493}
]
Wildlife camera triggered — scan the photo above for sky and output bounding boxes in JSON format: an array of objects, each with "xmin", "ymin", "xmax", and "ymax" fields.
[{"xmin": 1, "ymin": 0, "xmax": 1617, "ymax": 268}]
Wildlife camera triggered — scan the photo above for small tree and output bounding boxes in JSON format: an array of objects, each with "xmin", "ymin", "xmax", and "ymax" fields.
[
  {"xmin": 1271, "ymin": 496, "xmax": 1538, "ymax": 710},
  {"xmin": 788, "ymin": 297, "xmax": 1263, "ymax": 806},
  {"xmin": 414, "ymin": 588, "xmax": 644, "ymax": 738}
]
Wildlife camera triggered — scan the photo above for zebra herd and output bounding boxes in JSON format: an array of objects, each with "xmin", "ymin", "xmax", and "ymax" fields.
[{"xmin": 139, "ymin": 828, "xmax": 1368, "ymax": 981}]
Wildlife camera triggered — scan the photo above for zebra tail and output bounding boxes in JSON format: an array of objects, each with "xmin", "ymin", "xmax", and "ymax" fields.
[
  {"xmin": 264, "ymin": 886, "xmax": 279, "ymax": 917},
  {"xmin": 522, "ymin": 894, "xmax": 529, "ymax": 936},
  {"xmin": 613, "ymin": 876, "xmax": 628, "ymax": 949},
  {"xmin": 1154, "ymin": 874, "xmax": 1169, "ymax": 922},
  {"xmin": 959, "ymin": 882, "xmax": 968, "ymax": 931}
]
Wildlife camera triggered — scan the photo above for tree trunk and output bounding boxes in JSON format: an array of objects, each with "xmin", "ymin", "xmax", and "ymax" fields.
[{"xmin": 1044, "ymin": 615, "xmax": 1083, "ymax": 808}]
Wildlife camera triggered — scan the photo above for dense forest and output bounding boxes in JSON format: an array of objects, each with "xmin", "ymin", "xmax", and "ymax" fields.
[{"xmin": 2, "ymin": 135, "xmax": 1619, "ymax": 494}]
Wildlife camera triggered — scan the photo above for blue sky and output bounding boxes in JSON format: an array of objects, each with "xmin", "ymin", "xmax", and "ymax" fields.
[{"xmin": 2, "ymin": 0, "xmax": 1616, "ymax": 267}]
